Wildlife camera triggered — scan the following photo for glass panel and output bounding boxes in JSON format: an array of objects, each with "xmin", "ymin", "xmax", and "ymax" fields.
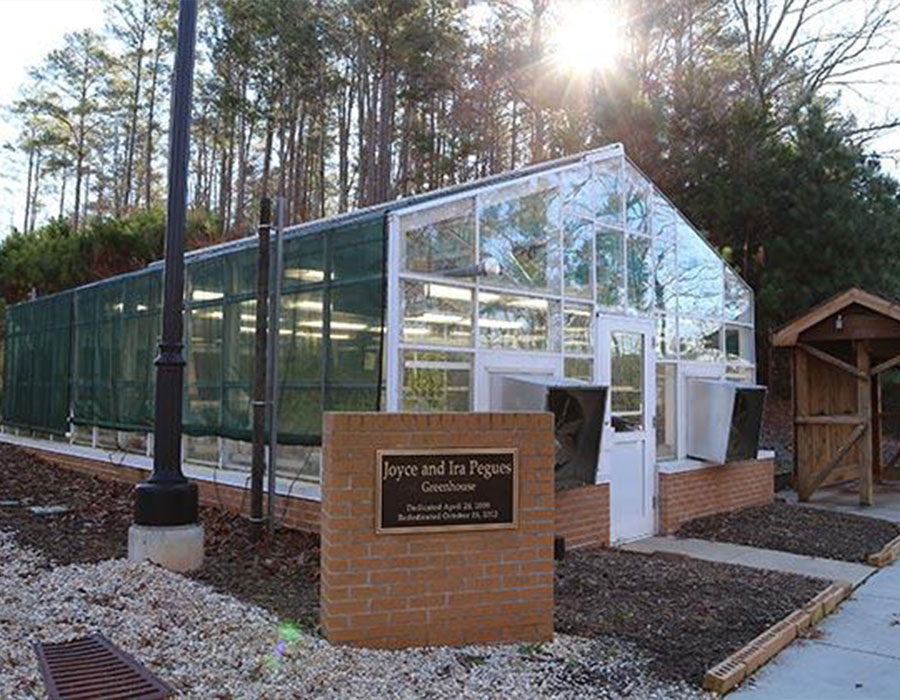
[
  {"xmin": 279, "ymin": 291, "xmax": 324, "ymax": 380},
  {"xmin": 677, "ymin": 217, "xmax": 723, "ymax": 317},
  {"xmin": 651, "ymin": 191, "xmax": 676, "ymax": 238},
  {"xmin": 401, "ymin": 280, "xmax": 473, "ymax": 347},
  {"xmin": 656, "ymin": 315, "xmax": 677, "ymax": 359},
  {"xmin": 226, "ymin": 300, "xmax": 255, "ymax": 384},
  {"xmin": 627, "ymin": 234, "xmax": 653, "ymax": 314},
  {"xmin": 479, "ymin": 176, "xmax": 561, "ymax": 292},
  {"xmin": 282, "ymin": 232, "xmax": 325, "ymax": 288},
  {"xmin": 726, "ymin": 365, "xmax": 755, "ymax": 383},
  {"xmin": 401, "ymin": 197, "xmax": 476, "ymax": 274},
  {"xmin": 610, "ymin": 330, "xmax": 644, "ymax": 432},
  {"xmin": 478, "ymin": 291, "xmax": 559, "ymax": 351},
  {"xmin": 725, "ymin": 265, "xmax": 753, "ymax": 323},
  {"xmin": 725, "ymin": 324, "xmax": 755, "ymax": 383},
  {"xmin": 653, "ymin": 221, "xmax": 678, "ymax": 313},
  {"xmin": 401, "ymin": 349, "xmax": 472, "ymax": 411},
  {"xmin": 596, "ymin": 225, "xmax": 624, "ymax": 309},
  {"xmin": 188, "ymin": 259, "xmax": 225, "ymax": 302},
  {"xmin": 623, "ymin": 162, "xmax": 650, "ymax": 233},
  {"xmin": 563, "ymin": 215, "xmax": 593, "ymax": 298},
  {"xmin": 331, "ymin": 217, "xmax": 384, "ymax": 281},
  {"xmin": 725, "ymin": 325, "xmax": 754, "ymax": 364},
  {"xmin": 563, "ymin": 304, "xmax": 593, "ymax": 354},
  {"xmin": 656, "ymin": 363, "xmax": 677, "ymax": 460},
  {"xmin": 592, "ymin": 157, "xmax": 622, "ymax": 226},
  {"xmin": 186, "ymin": 306, "xmax": 223, "ymax": 427},
  {"xmin": 328, "ymin": 281, "xmax": 383, "ymax": 383},
  {"xmin": 564, "ymin": 357, "xmax": 593, "ymax": 382},
  {"xmin": 679, "ymin": 317, "xmax": 722, "ymax": 361},
  {"xmin": 561, "ymin": 164, "xmax": 594, "ymax": 220}
]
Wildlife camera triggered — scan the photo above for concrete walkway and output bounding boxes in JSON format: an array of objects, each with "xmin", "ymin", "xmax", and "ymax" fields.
[
  {"xmin": 735, "ymin": 562, "xmax": 900, "ymax": 699},
  {"xmin": 620, "ymin": 536, "xmax": 875, "ymax": 588}
]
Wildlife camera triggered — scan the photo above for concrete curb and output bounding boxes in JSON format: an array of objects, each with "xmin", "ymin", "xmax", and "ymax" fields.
[
  {"xmin": 702, "ymin": 581, "xmax": 852, "ymax": 695},
  {"xmin": 866, "ymin": 534, "xmax": 900, "ymax": 567}
]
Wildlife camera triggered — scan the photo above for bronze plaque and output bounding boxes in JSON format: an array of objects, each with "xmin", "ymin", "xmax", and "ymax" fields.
[{"xmin": 375, "ymin": 448, "xmax": 518, "ymax": 534}]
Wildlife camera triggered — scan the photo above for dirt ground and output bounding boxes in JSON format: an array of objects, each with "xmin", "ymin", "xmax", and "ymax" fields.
[
  {"xmin": 554, "ymin": 548, "xmax": 824, "ymax": 685},
  {"xmin": 0, "ymin": 444, "xmax": 320, "ymax": 628},
  {"xmin": 677, "ymin": 500, "xmax": 900, "ymax": 562},
  {"xmin": 2, "ymin": 444, "xmax": 830, "ymax": 686}
]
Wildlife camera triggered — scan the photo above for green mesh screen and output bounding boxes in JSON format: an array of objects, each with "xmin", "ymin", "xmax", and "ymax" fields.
[
  {"xmin": 2, "ymin": 213, "xmax": 386, "ymax": 446},
  {"xmin": 72, "ymin": 271, "xmax": 161, "ymax": 431},
  {"xmin": 3, "ymin": 291, "xmax": 74, "ymax": 435}
]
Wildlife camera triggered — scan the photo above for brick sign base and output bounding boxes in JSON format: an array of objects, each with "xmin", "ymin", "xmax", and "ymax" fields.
[{"xmin": 321, "ymin": 412, "xmax": 555, "ymax": 648}]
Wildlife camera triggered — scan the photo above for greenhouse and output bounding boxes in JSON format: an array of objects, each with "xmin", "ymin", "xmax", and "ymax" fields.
[{"xmin": 2, "ymin": 143, "xmax": 759, "ymax": 541}]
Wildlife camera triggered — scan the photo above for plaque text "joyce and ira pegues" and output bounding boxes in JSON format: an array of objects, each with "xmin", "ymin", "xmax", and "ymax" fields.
[{"xmin": 375, "ymin": 449, "xmax": 518, "ymax": 533}]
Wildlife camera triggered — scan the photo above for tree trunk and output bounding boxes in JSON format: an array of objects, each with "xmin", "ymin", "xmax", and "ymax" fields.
[
  {"xmin": 144, "ymin": 36, "xmax": 163, "ymax": 211},
  {"xmin": 29, "ymin": 149, "xmax": 42, "ymax": 232},
  {"xmin": 23, "ymin": 144, "xmax": 34, "ymax": 232},
  {"xmin": 58, "ymin": 167, "xmax": 67, "ymax": 220},
  {"xmin": 123, "ymin": 11, "xmax": 147, "ymax": 212}
]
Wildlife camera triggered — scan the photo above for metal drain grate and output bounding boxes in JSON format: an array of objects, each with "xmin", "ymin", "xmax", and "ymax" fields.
[{"xmin": 34, "ymin": 633, "xmax": 173, "ymax": 699}]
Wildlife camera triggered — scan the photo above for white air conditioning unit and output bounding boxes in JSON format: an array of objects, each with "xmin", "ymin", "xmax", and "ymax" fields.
[{"xmin": 687, "ymin": 379, "xmax": 766, "ymax": 463}]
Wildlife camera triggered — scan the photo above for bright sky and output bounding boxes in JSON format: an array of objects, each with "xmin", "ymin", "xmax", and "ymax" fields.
[{"xmin": 0, "ymin": 0, "xmax": 898, "ymax": 235}]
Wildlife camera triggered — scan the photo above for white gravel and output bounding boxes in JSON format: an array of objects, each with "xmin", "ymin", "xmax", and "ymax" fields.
[{"xmin": 0, "ymin": 530, "xmax": 709, "ymax": 699}]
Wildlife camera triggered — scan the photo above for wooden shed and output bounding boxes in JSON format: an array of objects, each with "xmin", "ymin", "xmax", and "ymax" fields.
[{"xmin": 773, "ymin": 288, "xmax": 900, "ymax": 505}]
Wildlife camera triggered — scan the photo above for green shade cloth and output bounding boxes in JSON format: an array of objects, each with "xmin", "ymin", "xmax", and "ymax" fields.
[{"xmin": 2, "ymin": 213, "xmax": 386, "ymax": 446}]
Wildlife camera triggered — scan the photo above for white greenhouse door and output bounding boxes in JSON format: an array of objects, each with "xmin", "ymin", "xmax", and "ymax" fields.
[
  {"xmin": 475, "ymin": 352, "xmax": 562, "ymax": 411},
  {"xmin": 597, "ymin": 318, "xmax": 656, "ymax": 543}
]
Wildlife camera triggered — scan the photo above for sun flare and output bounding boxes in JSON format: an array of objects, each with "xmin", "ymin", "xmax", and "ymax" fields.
[{"xmin": 551, "ymin": 1, "xmax": 623, "ymax": 75}]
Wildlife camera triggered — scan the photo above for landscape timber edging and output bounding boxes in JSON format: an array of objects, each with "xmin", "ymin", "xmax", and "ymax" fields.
[
  {"xmin": 702, "ymin": 581, "xmax": 852, "ymax": 695},
  {"xmin": 866, "ymin": 533, "xmax": 900, "ymax": 567}
]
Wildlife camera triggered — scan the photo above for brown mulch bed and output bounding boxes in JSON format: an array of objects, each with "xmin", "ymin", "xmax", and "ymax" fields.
[
  {"xmin": 3, "ymin": 444, "xmax": 838, "ymax": 685},
  {"xmin": 0, "ymin": 444, "xmax": 320, "ymax": 628},
  {"xmin": 677, "ymin": 500, "xmax": 900, "ymax": 563},
  {"xmin": 555, "ymin": 548, "xmax": 824, "ymax": 685}
]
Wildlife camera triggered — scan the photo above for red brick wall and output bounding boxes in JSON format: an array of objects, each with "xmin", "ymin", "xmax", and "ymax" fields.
[
  {"xmin": 320, "ymin": 412, "xmax": 555, "ymax": 649},
  {"xmin": 22, "ymin": 447, "xmax": 321, "ymax": 533},
  {"xmin": 555, "ymin": 483, "xmax": 609, "ymax": 549},
  {"xmin": 659, "ymin": 458, "xmax": 774, "ymax": 534}
]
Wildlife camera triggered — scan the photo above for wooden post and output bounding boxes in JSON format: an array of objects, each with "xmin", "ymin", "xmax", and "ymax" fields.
[
  {"xmin": 856, "ymin": 341, "xmax": 874, "ymax": 505},
  {"xmin": 872, "ymin": 373, "xmax": 883, "ymax": 484},
  {"xmin": 795, "ymin": 346, "xmax": 810, "ymax": 501}
]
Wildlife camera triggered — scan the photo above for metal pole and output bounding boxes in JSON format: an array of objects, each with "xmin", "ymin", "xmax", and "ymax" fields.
[
  {"xmin": 251, "ymin": 198, "xmax": 272, "ymax": 540},
  {"xmin": 134, "ymin": 0, "xmax": 198, "ymax": 527},
  {"xmin": 266, "ymin": 197, "xmax": 285, "ymax": 535}
]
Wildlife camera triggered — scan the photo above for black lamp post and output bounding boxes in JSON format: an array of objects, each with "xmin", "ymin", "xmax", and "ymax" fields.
[{"xmin": 134, "ymin": 0, "xmax": 198, "ymax": 528}]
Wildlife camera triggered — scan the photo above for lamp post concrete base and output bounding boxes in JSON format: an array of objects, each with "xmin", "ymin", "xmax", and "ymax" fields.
[{"xmin": 128, "ymin": 523, "xmax": 204, "ymax": 572}]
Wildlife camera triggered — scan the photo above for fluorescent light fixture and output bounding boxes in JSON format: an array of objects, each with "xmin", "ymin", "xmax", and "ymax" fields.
[
  {"xmin": 509, "ymin": 298, "xmax": 549, "ymax": 310},
  {"xmin": 285, "ymin": 268, "xmax": 325, "ymax": 282},
  {"xmin": 479, "ymin": 318, "xmax": 526, "ymax": 330},
  {"xmin": 408, "ymin": 313, "xmax": 470, "ymax": 325},
  {"xmin": 425, "ymin": 283, "xmax": 471, "ymax": 301},
  {"xmin": 566, "ymin": 307, "xmax": 592, "ymax": 317},
  {"xmin": 297, "ymin": 320, "xmax": 367, "ymax": 331},
  {"xmin": 195, "ymin": 310, "xmax": 223, "ymax": 320},
  {"xmin": 284, "ymin": 299, "xmax": 322, "ymax": 311},
  {"xmin": 192, "ymin": 290, "xmax": 224, "ymax": 301}
]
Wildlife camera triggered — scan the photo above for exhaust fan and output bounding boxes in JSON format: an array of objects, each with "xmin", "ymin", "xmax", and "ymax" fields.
[
  {"xmin": 687, "ymin": 379, "xmax": 766, "ymax": 463},
  {"xmin": 491, "ymin": 375, "xmax": 607, "ymax": 491}
]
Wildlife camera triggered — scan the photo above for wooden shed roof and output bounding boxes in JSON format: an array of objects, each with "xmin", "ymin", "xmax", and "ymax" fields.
[{"xmin": 773, "ymin": 288, "xmax": 900, "ymax": 347}]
